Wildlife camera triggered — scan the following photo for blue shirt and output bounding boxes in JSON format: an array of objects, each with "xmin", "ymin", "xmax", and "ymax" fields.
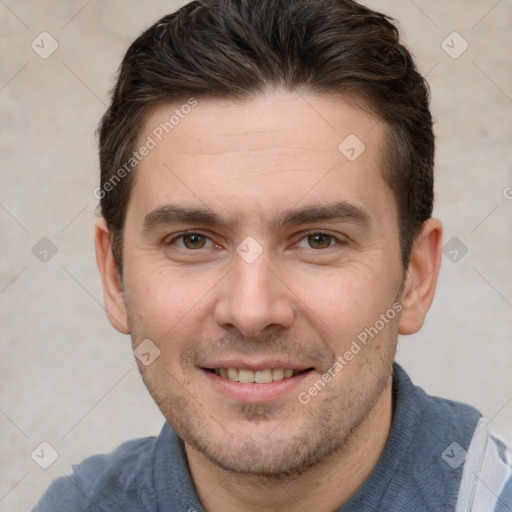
[{"xmin": 33, "ymin": 364, "xmax": 512, "ymax": 511}]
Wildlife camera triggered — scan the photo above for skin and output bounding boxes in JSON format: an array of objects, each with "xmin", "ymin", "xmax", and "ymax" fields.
[{"xmin": 95, "ymin": 88, "xmax": 442, "ymax": 512}]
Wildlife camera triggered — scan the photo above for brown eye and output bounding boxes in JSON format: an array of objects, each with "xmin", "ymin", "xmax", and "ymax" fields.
[
  {"xmin": 182, "ymin": 234, "xmax": 207, "ymax": 249},
  {"xmin": 307, "ymin": 233, "xmax": 333, "ymax": 249}
]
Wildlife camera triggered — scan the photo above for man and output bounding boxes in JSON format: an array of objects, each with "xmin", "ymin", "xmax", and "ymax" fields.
[{"xmin": 33, "ymin": 0, "xmax": 512, "ymax": 510}]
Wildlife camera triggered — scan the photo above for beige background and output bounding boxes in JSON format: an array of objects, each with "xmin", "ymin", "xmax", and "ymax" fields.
[{"xmin": 1, "ymin": 1, "xmax": 511, "ymax": 510}]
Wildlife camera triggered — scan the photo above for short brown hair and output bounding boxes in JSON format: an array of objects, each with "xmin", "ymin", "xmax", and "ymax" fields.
[{"xmin": 98, "ymin": 0, "xmax": 434, "ymax": 274}]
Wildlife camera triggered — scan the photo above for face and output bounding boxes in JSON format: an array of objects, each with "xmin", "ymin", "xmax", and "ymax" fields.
[{"xmin": 109, "ymin": 89, "xmax": 408, "ymax": 477}]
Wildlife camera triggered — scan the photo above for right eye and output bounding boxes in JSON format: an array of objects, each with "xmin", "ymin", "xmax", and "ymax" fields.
[{"xmin": 166, "ymin": 232, "xmax": 214, "ymax": 250}]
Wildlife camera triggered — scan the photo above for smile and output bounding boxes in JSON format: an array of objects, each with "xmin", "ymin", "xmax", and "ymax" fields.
[{"xmin": 208, "ymin": 368, "xmax": 308, "ymax": 383}]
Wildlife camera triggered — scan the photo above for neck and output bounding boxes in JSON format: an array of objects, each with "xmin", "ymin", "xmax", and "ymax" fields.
[{"xmin": 185, "ymin": 377, "xmax": 393, "ymax": 512}]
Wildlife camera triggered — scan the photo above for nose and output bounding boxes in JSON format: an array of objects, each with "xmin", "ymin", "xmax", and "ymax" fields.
[{"xmin": 214, "ymin": 250, "xmax": 295, "ymax": 339}]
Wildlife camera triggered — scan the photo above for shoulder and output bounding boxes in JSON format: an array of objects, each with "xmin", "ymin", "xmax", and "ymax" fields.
[
  {"xmin": 32, "ymin": 436, "xmax": 157, "ymax": 512},
  {"xmin": 381, "ymin": 365, "xmax": 481, "ymax": 508},
  {"xmin": 388, "ymin": 364, "xmax": 511, "ymax": 511},
  {"xmin": 455, "ymin": 418, "xmax": 512, "ymax": 512},
  {"xmin": 392, "ymin": 362, "xmax": 482, "ymax": 445}
]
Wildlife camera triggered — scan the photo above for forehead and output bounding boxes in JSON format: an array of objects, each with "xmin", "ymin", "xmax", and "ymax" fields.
[
  {"xmin": 140, "ymin": 89, "xmax": 384, "ymax": 161},
  {"xmin": 128, "ymin": 89, "xmax": 394, "ymax": 229}
]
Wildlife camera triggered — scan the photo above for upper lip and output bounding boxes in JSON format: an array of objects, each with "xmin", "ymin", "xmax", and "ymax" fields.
[{"xmin": 200, "ymin": 358, "xmax": 313, "ymax": 372}]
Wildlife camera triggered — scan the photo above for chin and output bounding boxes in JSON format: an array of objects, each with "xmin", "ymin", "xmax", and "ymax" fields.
[{"xmin": 180, "ymin": 409, "xmax": 359, "ymax": 479}]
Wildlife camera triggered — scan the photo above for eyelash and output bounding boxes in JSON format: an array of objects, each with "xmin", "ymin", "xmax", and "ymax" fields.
[
  {"xmin": 166, "ymin": 232, "xmax": 216, "ymax": 250},
  {"xmin": 166, "ymin": 230, "xmax": 346, "ymax": 250},
  {"xmin": 299, "ymin": 230, "xmax": 346, "ymax": 249}
]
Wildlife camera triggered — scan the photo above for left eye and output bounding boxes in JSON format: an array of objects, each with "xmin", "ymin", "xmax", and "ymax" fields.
[{"xmin": 297, "ymin": 233, "xmax": 338, "ymax": 249}]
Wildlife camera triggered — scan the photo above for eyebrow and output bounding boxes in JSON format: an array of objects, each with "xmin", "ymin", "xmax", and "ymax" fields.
[
  {"xmin": 142, "ymin": 201, "xmax": 372, "ymax": 233},
  {"xmin": 271, "ymin": 201, "xmax": 372, "ymax": 232},
  {"xmin": 143, "ymin": 205, "xmax": 230, "ymax": 232}
]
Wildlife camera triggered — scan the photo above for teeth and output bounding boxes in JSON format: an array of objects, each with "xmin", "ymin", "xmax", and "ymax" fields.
[
  {"xmin": 214, "ymin": 367, "xmax": 301, "ymax": 383},
  {"xmin": 238, "ymin": 368, "xmax": 254, "ymax": 383},
  {"xmin": 255, "ymin": 369, "xmax": 273, "ymax": 383},
  {"xmin": 272, "ymin": 368, "xmax": 284, "ymax": 381},
  {"xmin": 227, "ymin": 368, "xmax": 239, "ymax": 381}
]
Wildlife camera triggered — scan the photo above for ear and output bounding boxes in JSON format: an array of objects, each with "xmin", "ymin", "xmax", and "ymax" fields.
[
  {"xmin": 398, "ymin": 218, "xmax": 443, "ymax": 335},
  {"xmin": 94, "ymin": 217, "xmax": 130, "ymax": 334}
]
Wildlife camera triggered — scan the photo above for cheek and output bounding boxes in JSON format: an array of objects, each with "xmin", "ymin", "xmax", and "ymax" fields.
[
  {"xmin": 125, "ymin": 268, "xmax": 214, "ymax": 342},
  {"xmin": 298, "ymin": 263, "xmax": 391, "ymax": 311},
  {"xmin": 293, "ymin": 265, "xmax": 398, "ymax": 348}
]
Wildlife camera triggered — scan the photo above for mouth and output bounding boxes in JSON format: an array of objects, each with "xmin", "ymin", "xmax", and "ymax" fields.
[
  {"xmin": 200, "ymin": 363, "xmax": 315, "ymax": 403},
  {"xmin": 203, "ymin": 367, "xmax": 313, "ymax": 384}
]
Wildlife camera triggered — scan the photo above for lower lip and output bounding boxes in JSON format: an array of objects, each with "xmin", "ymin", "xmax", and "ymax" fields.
[{"xmin": 201, "ymin": 369, "xmax": 314, "ymax": 403}]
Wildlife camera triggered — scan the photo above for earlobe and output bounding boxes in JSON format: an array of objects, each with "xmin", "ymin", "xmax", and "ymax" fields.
[
  {"xmin": 94, "ymin": 217, "xmax": 130, "ymax": 334},
  {"xmin": 398, "ymin": 218, "xmax": 443, "ymax": 335}
]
